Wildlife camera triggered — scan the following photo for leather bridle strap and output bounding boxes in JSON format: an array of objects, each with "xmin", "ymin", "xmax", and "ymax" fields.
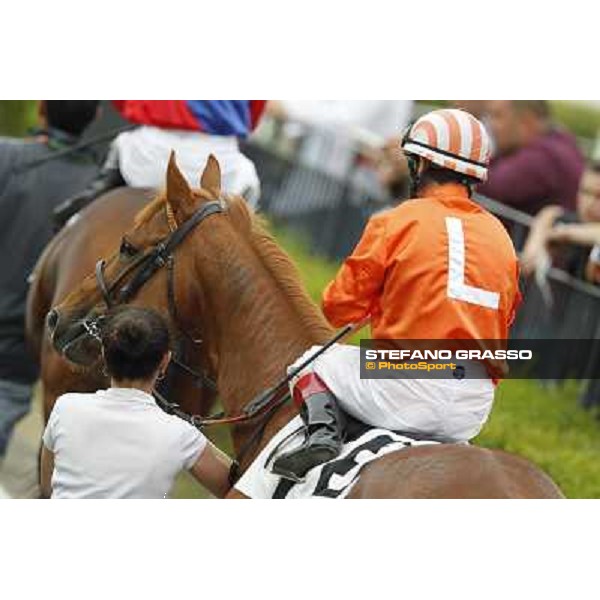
[
  {"xmin": 163, "ymin": 201, "xmax": 225, "ymax": 251},
  {"xmin": 93, "ymin": 200, "xmax": 224, "ymax": 308},
  {"xmin": 96, "ymin": 259, "xmax": 113, "ymax": 308},
  {"xmin": 118, "ymin": 201, "xmax": 224, "ymax": 303},
  {"xmin": 90, "ymin": 200, "xmax": 225, "ymax": 399}
]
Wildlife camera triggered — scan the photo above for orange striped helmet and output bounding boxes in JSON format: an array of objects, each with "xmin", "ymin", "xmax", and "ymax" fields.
[{"xmin": 402, "ymin": 108, "xmax": 492, "ymax": 182}]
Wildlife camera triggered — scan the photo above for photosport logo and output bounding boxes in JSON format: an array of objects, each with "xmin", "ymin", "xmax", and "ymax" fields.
[{"xmin": 357, "ymin": 339, "xmax": 589, "ymax": 380}]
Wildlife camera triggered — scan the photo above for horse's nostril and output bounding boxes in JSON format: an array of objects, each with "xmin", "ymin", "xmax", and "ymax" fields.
[{"xmin": 46, "ymin": 309, "xmax": 60, "ymax": 332}]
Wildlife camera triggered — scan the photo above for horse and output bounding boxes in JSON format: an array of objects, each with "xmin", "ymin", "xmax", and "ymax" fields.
[
  {"xmin": 26, "ymin": 187, "xmax": 217, "ymax": 423},
  {"xmin": 46, "ymin": 154, "xmax": 563, "ymax": 498}
]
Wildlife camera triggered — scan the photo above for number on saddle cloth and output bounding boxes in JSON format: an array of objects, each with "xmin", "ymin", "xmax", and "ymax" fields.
[{"xmin": 272, "ymin": 412, "xmax": 428, "ymax": 499}]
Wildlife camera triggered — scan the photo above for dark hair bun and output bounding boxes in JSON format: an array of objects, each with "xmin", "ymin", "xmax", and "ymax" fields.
[
  {"xmin": 116, "ymin": 321, "xmax": 147, "ymax": 357},
  {"xmin": 100, "ymin": 306, "xmax": 170, "ymax": 381}
]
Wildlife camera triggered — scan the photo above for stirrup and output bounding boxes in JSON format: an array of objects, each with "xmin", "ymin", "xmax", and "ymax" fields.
[
  {"xmin": 270, "ymin": 463, "xmax": 306, "ymax": 484},
  {"xmin": 271, "ymin": 438, "xmax": 341, "ymax": 482}
]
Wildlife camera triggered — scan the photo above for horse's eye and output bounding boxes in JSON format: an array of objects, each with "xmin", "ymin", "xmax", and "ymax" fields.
[{"xmin": 120, "ymin": 238, "xmax": 138, "ymax": 257}]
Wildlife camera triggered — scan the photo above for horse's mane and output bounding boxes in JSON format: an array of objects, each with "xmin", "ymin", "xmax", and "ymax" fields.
[
  {"xmin": 132, "ymin": 189, "xmax": 332, "ymax": 342},
  {"xmin": 226, "ymin": 196, "xmax": 332, "ymax": 342},
  {"xmin": 134, "ymin": 192, "xmax": 167, "ymax": 227}
]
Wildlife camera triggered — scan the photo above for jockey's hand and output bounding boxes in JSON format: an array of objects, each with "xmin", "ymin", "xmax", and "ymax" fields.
[{"xmin": 354, "ymin": 315, "xmax": 372, "ymax": 331}]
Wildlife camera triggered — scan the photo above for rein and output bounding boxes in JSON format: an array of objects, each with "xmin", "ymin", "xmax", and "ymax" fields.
[
  {"xmin": 153, "ymin": 318, "xmax": 363, "ymax": 428},
  {"xmin": 151, "ymin": 318, "xmax": 364, "ymax": 482}
]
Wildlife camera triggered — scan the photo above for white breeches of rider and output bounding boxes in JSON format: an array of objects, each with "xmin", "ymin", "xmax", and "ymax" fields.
[
  {"xmin": 112, "ymin": 126, "xmax": 261, "ymax": 208},
  {"xmin": 289, "ymin": 344, "xmax": 495, "ymax": 443}
]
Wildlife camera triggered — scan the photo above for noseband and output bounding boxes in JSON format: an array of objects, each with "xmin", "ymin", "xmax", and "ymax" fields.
[{"xmin": 90, "ymin": 200, "xmax": 225, "ymax": 394}]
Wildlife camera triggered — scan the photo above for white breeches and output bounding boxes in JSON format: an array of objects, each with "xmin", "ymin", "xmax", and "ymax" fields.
[
  {"xmin": 113, "ymin": 126, "xmax": 261, "ymax": 208},
  {"xmin": 289, "ymin": 344, "xmax": 495, "ymax": 443}
]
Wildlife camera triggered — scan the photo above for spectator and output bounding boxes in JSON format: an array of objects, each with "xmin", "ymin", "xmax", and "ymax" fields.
[
  {"xmin": 450, "ymin": 100, "xmax": 488, "ymax": 119},
  {"xmin": 521, "ymin": 159, "xmax": 600, "ymax": 279},
  {"xmin": 548, "ymin": 220, "xmax": 600, "ymax": 284},
  {"xmin": 479, "ymin": 100, "xmax": 584, "ymax": 215},
  {"xmin": 0, "ymin": 100, "xmax": 100, "ymax": 462}
]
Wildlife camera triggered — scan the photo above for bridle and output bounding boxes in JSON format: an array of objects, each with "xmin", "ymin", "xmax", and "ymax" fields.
[
  {"xmin": 89, "ymin": 197, "xmax": 291, "ymax": 422},
  {"xmin": 84, "ymin": 196, "xmax": 295, "ymax": 480},
  {"xmin": 90, "ymin": 199, "xmax": 227, "ymax": 396},
  {"xmin": 94, "ymin": 200, "xmax": 224, "ymax": 309},
  {"xmin": 83, "ymin": 195, "xmax": 358, "ymax": 482}
]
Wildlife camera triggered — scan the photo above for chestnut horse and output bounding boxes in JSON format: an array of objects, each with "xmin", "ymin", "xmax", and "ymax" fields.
[
  {"xmin": 26, "ymin": 187, "xmax": 217, "ymax": 423},
  {"xmin": 46, "ymin": 155, "xmax": 563, "ymax": 498}
]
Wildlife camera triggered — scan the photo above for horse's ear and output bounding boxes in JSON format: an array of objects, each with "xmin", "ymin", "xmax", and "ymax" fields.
[
  {"xmin": 166, "ymin": 151, "xmax": 195, "ymax": 219},
  {"xmin": 200, "ymin": 154, "xmax": 222, "ymax": 197}
]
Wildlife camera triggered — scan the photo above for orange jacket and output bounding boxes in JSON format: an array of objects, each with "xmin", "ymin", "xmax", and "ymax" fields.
[{"xmin": 322, "ymin": 184, "xmax": 522, "ymax": 342}]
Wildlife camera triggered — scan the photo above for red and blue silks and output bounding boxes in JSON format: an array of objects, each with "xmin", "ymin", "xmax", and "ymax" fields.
[{"xmin": 113, "ymin": 100, "xmax": 266, "ymax": 137}]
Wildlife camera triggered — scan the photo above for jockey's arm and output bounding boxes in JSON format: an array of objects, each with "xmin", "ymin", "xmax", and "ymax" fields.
[
  {"xmin": 322, "ymin": 215, "xmax": 387, "ymax": 327},
  {"xmin": 189, "ymin": 441, "xmax": 233, "ymax": 499}
]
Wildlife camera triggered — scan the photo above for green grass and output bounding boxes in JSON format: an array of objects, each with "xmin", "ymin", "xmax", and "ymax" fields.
[
  {"xmin": 0, "ymin": 101, "xmax": 37, "ymax": 137},
  {"xmin": 476, "ymin": 381, "xmax": 600, "ymax": 499},
  {"xmin": 173, "ymin": 224, "xmax": 600, "ymax": 499}
]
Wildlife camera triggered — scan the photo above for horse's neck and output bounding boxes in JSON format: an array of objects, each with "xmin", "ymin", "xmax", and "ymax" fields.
[{"xmin": 193, "ymin": 226, "xmax": 330, "ymax": 460}]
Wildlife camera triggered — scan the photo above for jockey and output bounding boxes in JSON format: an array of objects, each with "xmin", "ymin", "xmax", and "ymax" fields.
[
  {"xmin": 272, "ymin": 108, "xmax": 522, "ymax": 482},
  {"xmin": 53, "ymin": 100, "xmax": 266, "ymax": 226}
]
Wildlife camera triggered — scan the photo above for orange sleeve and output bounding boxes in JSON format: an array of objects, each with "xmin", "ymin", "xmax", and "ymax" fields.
[{"xmin": 322, "ymin": 215, "xmax": 387, "ymax": 327}]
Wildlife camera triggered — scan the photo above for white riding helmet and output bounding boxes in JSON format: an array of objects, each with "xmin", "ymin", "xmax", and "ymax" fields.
[{"xmin": 401, "ymin": 108, "xmax": 492, "ymax": 182}]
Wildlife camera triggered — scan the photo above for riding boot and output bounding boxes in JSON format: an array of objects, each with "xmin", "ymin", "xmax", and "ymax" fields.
[
  {"xmin": 53, "ymin": 165, "xmax": 125, "ymax": 230},
  {"xmin": 271, "ymin": 373, "xmax": 345, "ymax": 482}
]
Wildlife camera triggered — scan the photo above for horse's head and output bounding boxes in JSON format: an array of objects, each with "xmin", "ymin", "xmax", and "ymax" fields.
[{"xmin": 47, "ymin": 152, "xmax": 224, "ymax": 367}]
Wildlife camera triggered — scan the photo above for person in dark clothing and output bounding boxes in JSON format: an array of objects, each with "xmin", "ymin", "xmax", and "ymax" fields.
[
  {"xmin": 479, "ymin": 101, "xmax": 585, "ymax": 215},
  {"xmin": 0, "ymin": 100, "xmax": 100, "ymax": 459}
]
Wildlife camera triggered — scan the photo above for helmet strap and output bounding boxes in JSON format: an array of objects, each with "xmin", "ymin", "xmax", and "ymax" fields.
[{"xmin": 407, "ymin": 154, "xmax": 421, "ymax": 198}]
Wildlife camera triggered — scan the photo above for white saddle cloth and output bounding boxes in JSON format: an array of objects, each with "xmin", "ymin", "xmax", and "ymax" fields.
[{"xmin": 234, "ymin": 415, "xmax": 437, "ymax": 499}]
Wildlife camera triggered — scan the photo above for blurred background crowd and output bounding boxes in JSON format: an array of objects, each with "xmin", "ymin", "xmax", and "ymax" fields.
[
  {"xmin": 3, "ymin": 100, "xmax": 600, "ymax": 282},
  {"xmin": 1, "ymin": 100, "xmax": 600, "ymax": 497}
]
